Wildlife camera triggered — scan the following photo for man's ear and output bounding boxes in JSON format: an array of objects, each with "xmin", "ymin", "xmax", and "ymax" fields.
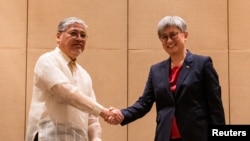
[
  {"xmin": 184, "ymin": 31, "xmax": 188, "ymax": 38},
  {"xmin": 56, "ymin": 32, "xmax": 61, "ymax": 43}
]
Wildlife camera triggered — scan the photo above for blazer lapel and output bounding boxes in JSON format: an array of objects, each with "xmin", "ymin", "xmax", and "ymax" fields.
[
  {"xmin": 175, "ymin": 51, "xmax": 193, "ymax": 102},
  {"xmin": 162, "ymin": 59, "xmax": 175, "ymax": 102}
]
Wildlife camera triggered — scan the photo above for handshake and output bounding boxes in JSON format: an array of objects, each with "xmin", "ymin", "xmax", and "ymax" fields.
[{"xmin": 100, "ymin": 107, "xmax": 124, "ymax": 125}]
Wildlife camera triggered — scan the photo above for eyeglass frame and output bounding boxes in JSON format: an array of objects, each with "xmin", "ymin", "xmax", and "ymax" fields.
[
  {"xmin": 59, "ymin": 29, "xmax": 88, "ymax": 40},
  {"xmin": 159, "ymin": 31, "xmax": 183, "ymax": 42}
]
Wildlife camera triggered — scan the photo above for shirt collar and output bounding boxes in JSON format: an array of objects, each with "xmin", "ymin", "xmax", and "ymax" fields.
[{"xmin": 55, "ymin": 47, "xmax": 76, "ymax": 63}]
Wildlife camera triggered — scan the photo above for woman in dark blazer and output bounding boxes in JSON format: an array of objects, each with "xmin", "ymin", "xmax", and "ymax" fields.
[{"xmin": 108, "ymin": 16, "xmax": 225, "ymax": 141}]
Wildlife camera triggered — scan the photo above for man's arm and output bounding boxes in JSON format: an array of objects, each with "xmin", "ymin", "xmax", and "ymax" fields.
[{"xmin": 51, "ymin": 83, "xmax": 113, "ymax": 119}]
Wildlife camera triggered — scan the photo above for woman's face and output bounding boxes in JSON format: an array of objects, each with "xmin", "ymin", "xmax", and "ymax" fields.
[
  {"xmin": 56, "ymin": 23, "xmax": 87, "ymax": 60},
  {"xmin": 159, "ymin": 26, "xmax": 188, "ymax": 56}
]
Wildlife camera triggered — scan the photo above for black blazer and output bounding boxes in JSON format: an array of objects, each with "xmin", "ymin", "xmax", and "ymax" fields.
[{"xmin": 121, "ymin": 51, "xmax": 225, "ymax": 141}]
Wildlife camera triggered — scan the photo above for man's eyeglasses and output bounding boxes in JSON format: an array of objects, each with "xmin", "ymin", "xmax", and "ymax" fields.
[
  {"xmin": 61, "ymin": 30, "xmax": 88, "ymax": 40},
  {"xmin": 159, "ymin": 32, "xmax": 181, "ymax": 42}
]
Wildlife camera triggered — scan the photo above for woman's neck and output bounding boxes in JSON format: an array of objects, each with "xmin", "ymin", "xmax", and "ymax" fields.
[{"xmin": 170, "ymin": 50, "xmax": 187, "ymax": 68}]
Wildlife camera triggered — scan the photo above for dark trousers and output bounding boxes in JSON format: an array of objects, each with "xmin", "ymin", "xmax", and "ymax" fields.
[
  {"xmin": 170, "ymin": 139, "xmax": 182, "ymax": 141},
  {"xmin": 34, "ymin": 132, "xmax": 38, "ymax": 141}
]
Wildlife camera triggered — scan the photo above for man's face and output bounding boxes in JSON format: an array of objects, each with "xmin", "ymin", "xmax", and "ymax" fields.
[{"xmin": 56, "ymin": 23, "xmax": 87, "ymax": 60}]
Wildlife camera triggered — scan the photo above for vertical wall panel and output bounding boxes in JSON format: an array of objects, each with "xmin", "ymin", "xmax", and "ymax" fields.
[
  {"xmin": 128, "ymin": 50, "xmax": 167, "ymax": 141},
  {"xmin": 229, "ymin": 51, "xmax": 250, "ymax": 123},
  {"xmin": 0, "ymin": 0, "xmax": 27, "ymax": 140},
  {"xmin": 229, "ymin": 0, "xmax": 250, "ymax": 123},
  {"xmin": 0, "ymin": 0, "xmax": 27, "ymax": 49},
  {"xmin": 0, "ymin": 50, "xmax": 26, "ymax": 140}
]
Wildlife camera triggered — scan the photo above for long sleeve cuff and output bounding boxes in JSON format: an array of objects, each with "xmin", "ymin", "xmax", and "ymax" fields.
[
  {"xmin": 91, "ymin": 138, "xmax": 102, "ymax": 141},
  {"xmin": 91, "ymin": 103, "xmax": 104, "ymax": 116}
]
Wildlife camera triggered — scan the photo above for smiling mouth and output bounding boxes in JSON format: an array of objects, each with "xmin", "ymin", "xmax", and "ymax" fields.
[
  {"xmin": 73, "ymin": 44, "xmax": 82, "ymax": 47},
  {"xmin": 167, "ymin": 44, "xmax": 176, "ymax": 48}
]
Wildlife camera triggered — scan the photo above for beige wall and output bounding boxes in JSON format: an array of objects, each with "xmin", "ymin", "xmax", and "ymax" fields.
[
  {"xmin": 229, "ymin": 0, "xmax": 250, "ymax": 123},
  {"xmin": 0, "ymin": 0, "xmax": 249, "ymax": 140}
]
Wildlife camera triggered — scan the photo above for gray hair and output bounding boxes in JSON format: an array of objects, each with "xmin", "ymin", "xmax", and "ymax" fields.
[
  {"xmin": 57, "ymin": 17, "xmax": 88, "ymax": 32},
  {"xmin": 157, "ymin": 16, "xmax": 187, "ymax": 37}
]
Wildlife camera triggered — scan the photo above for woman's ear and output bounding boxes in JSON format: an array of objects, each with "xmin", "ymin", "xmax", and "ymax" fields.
[{"xmin": 184, "ymin": 31, "xmax": 188, "ymax": 42}]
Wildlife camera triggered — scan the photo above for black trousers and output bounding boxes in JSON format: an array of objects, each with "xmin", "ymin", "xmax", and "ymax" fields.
[
  {"xmin": 34, "ymin": 132, "xmax": 38, "ymax": 141},
  {"xmin": 170, "ymin": 138, "xmax": 182, "ymax": 141}
]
